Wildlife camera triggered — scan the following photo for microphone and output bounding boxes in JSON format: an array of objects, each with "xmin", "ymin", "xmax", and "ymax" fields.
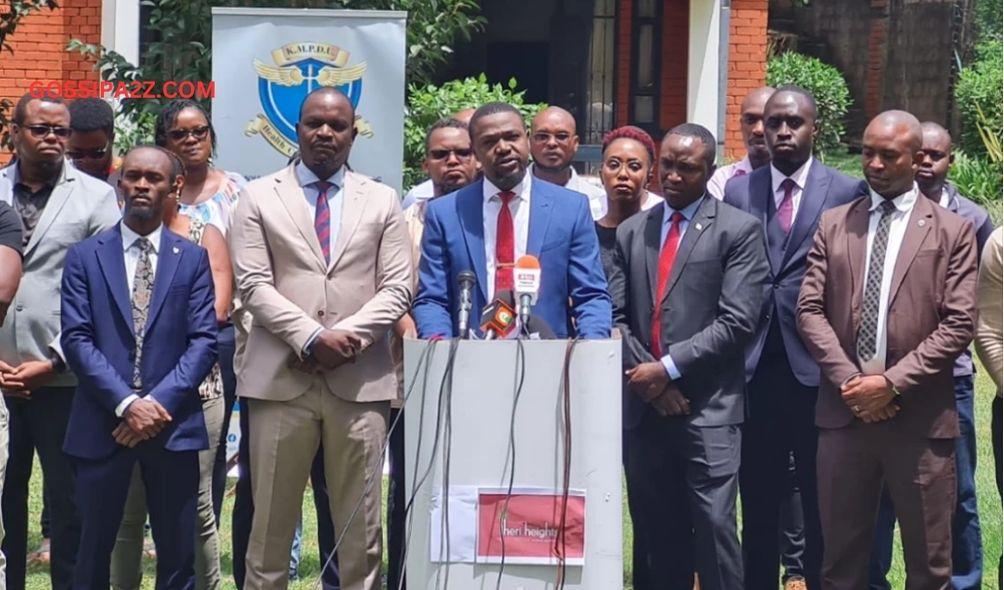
[
  {"xmin": 513, "ymin": 255, "xmax": 541, "ymax": 335},
  {"xmin": 479, "ymin": 291, "xmax": 517, "ymax": 340},
  {"xmin": 457, "ymin": 270, "xmax": 476, "ymax": 339}
]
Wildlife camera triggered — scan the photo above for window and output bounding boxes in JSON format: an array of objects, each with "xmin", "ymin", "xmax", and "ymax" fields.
[
  {"xmin": 585, "ymin": 0, "xmax": 617, "ymax": 145},
  {"xmin": 630, "ymin": 0, "xmax": 661, "ymax": 133}
]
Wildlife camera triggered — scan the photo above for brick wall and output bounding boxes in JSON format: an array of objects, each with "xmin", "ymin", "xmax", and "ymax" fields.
[
  {"xmin": 0, "ymin": 0, "xmax": 102, "ymax": 164},
  {"xmin": 725, "ymin": 0, "xmax": 769, "ymax": 159},
  {"xmin": 659, "ymin": 0, "xmax": 688, "ymax": 131},
  {"xmin": 615, "ymin": 0, "xmax": 633, "ymax": 127}
]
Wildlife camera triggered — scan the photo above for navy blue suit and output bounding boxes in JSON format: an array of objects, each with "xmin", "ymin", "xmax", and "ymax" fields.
[
  {"xmin": 413, "ymin": 177, "xmax": 611, "ymax": 339},
  {"xmin": 724, "ymin": 161, "xmax": 866, "ymax": 590},
  {"xmin": 61, "ymin": 224, "xmax": 217, "ymax": 590}
]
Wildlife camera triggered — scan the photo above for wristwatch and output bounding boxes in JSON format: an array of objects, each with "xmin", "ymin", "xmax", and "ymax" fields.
[{"xmin": 47, "ymin": 348, "xmax": 66, "ymax": 374}]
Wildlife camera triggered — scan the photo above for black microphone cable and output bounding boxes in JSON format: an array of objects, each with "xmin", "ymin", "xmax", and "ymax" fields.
[
  {"xmin": 309, "ymin": 336, "xmax": 440, "ymax": 590},
  {"xmin": 554, "ymin": 337, "xmax": 581, "ymax": 590}
]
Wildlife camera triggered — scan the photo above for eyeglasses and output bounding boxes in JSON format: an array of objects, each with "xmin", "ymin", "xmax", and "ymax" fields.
[
  {"xmin": 429, "ymin": 148, "xmax": 473, "ymax": 161},
  {"xmin": 531, "ymin": 132, "xmax": 573, "ymax": 144},
  {"xmin": 23, "ymin": 125, "xmax": 71, "ymax": 138},
  {"xmin": 67, "ymin": 144, "xmax": 111, "ymax": 160},
  {"xmin": 167, "ymin": 126, "xmax": 211, "ymax": 141}
]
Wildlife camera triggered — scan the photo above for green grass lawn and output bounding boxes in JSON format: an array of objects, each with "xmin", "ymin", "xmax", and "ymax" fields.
[{"xmin": 21, "ymin": 370, "xmax": 1002, "ymax": 589}]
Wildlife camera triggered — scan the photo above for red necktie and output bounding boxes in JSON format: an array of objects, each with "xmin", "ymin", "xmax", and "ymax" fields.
[
  {"xmin": 650, "ymin": 211, "xmax": 685, "ymax": 357},
  {"xmin": 731, "ymin": 168, "xmax": 747, "ymax": 179},
  {"xmin": 314, "ymin": 180, "xmax": 332, "ymax": 264},
  {"xmin": 495, "ymin": 190, "xmax": 516, "ymax": 293}
]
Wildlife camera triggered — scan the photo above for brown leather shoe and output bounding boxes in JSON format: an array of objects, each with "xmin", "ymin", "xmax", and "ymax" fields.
[{"xmin": 784, "ymin": 577, "xmax": 808, "ymax": 590}]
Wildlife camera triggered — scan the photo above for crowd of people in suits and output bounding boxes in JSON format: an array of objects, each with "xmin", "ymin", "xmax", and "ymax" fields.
[{"xmin": 0, "ymin": 80, "xmax": 998, "ymax": 590}]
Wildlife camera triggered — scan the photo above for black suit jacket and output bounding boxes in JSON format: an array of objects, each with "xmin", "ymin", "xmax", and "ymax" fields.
[
  {"xmin": 610, "ymin": 197, "xmax": 770, "ymax": 429},
  {"xmin": 723, "ymin": 161, "xmax": 867, "ymax": 387}
]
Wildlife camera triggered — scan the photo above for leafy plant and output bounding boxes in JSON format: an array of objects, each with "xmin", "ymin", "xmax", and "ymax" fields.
[
  {"xmin": 765, "ymin": 51, "xmax": 852, "ymax": 155},
  {"xmin": 403, "ymin": 74, "xmax": 544, "ymax": 188},
  {"xmin": 954, "ymin": 38, "xmax": 1003, "ymax": 157},
  {"xmin": 0, "ymin": 0, "xmax": 60, "ymax": 150},
  {"xmin": 948, "ymin": 151, "xmax": 1003, "ymax": 224}
]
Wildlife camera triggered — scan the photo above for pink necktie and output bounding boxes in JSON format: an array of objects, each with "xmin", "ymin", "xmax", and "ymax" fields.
[{"xmin": 777, "ymin": 178, "xmax": 796, "ymax": 234}]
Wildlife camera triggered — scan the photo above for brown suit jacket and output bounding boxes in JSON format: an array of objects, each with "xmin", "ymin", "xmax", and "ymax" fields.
[
  {"xmin": 230, "ymin": 165, "xmax": 413, "ymax": 403},
  {"xmin": 796, "ymin": 193, "xmax": 978, "ymax": 438}
]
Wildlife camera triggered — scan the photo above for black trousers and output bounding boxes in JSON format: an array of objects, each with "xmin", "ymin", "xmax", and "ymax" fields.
[
  {"xmin": 387, "ymin": 407, "xmax": 407, "ymax": 590},
  {"xmin": 232, "ymin": 397, "xmax": 339, "ymax": 589},
  {"xmin": 626, "ymin": 414, "xmax": 743, "ymax": 590},
  {"xmin": 739, "ymin": 341, "xmax": 823, "ymax": 590},
  {"xmin": 73, "ymin": 446, "xmax": 199, "ymax": 590},
  {"xmin": 211, "ymin": 324, "xmax": 237, "ymax": 524},
  {"xmin": 2, "ymin": 387, "xmax": 80, "ymax": 590}
]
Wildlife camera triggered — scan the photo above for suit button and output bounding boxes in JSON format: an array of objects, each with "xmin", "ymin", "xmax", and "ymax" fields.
[
  {"xmin": 14, "ymin": 304, "xmax": 22, "ymax": 312},
  {"xmin": 772, "ymin": 283, "xmax": 780, "ymax": 290},
  {"xmin": 317, "ymin": 310, "xmax": 325, "ymax": 318}
]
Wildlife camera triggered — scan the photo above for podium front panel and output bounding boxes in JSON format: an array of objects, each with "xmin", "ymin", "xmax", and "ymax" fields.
[{"xmin": 403, "ymin": 339, "xmax": 623, "ymax": 589}]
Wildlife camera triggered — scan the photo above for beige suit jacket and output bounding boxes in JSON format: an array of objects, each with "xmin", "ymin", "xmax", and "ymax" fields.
[{"xmin": 230, "ymin": 165, "xmax": 413, "ymax": 403}]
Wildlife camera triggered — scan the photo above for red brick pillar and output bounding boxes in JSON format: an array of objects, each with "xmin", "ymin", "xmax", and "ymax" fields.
[
  {"xmin": 724, "ymin": 0, "xmax": 769, "ymax": 160},
  {"xmin": 615, "ymin": 0, "xmax": 633, "ymax": 127},
  {"xmin": 865, "ymin": 0, "xmax": 889, "ymax": 119}
]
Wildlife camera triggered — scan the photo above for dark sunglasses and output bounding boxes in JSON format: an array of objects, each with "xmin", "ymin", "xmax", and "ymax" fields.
[
  {"xmin": 429, "ymin": 148, "xmax": 473, "ymax": 160},
  {"xmin": 23, "ymin": 125, "xmax": 71, "ymax": 138},
  {"xmin": 67, "ymin": 144, "xmax": 111, "ymax": 160},
  {"xmin": 167, "ymin": 126, "xmax": 211, "ymax": 141}
]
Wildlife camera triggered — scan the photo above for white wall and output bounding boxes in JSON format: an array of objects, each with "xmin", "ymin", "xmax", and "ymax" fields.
[
  {"xmin": 687, "ymin": 0, "xmax": 721, "ymax": 141},
  {"xmin": 100, "ymin": 0, "xmax": 139, "ymax": 65}
]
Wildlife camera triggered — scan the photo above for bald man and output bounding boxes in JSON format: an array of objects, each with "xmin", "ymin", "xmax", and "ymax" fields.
[
  {"xmin": 708, "ymin": 86, "xmax": 774, "ymax": 200},
  {"xmin": 401, "ymin": 107, "xmax": 479, "ymax": 210},
  {"xmin": 796, "ymin": 111, "xmax": 978, "ymax": 589},
  {"xmin": 868, "ymin": 121, "xmax": 994, "ymax": 590}
]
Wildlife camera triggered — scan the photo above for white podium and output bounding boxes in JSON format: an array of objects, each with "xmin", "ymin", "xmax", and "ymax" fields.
[{"xmin": 402, "ymin": 339, "xmax": 623, "ymax": 590}]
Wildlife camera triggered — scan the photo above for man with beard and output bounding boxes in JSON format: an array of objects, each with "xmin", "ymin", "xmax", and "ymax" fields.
[
  {"xmin": 413, "ymin": 101, "xmax": 611, "ymax": 340},
  {"xmin": 230, "ymin": 87, "xmax": 412, "ymax": 589},
  {"xmin": 402, "ymin": 107, "xmax": 478, "ymax": 210},
  {"xmin": 67, "ymin": 98, "xmax": 119, "ymax": 183},
  {"xmin": 797, "ymin": 110, "xmax": 977, "ymax": 589},
  {"xmin": 388, "ymin": 116, "xmax": 478, "ymax": 589},
  {"xmin": 868, "ymin": 121, "xmax": 994, "ymax": 590},
  {"xmin": 723, "ymin": 86, "xmax": 867, "ymax": 590},
  {"xmin": 60, "ymin": 145, "xmax": 217, "ymax": 588},
  {"xmin": 0, "ymin": 94, "xmax": 120, "ymax": 590},
  {"xmin": 707, "ymin": 86, "xmax": 773, "ymax": 200}
]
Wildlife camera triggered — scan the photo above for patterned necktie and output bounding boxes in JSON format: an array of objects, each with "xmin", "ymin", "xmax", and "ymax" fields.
[
  {"xmin": 856, "ymin": 200, "xmax": 898, "ymax": 361},
  {"xmin": 777, "ymin": 178, "xmax": 796, "ymax": 233},
  {"xmin": 314, "ymin": 180, "xmax": 333, "ymax": 265},
  {"xmin": 131, "ymin": 237, "xmax": 154, "ymax": 389},
  {"xmin": 650, "ymin": 211, "xmax": 685, "ymax": 358},
  {"xmin": 495, "ymin": 190, "xmax": 516, "ymax": 293}
]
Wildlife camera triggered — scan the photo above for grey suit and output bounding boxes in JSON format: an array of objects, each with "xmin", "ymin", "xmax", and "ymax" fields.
[
  {"xmin": 609, "ymin": 196, "xmax": 769, "ymax": 590},
  {"xmin": 0, "ymin": 161, "xmax": 120, "ymax": 590}
]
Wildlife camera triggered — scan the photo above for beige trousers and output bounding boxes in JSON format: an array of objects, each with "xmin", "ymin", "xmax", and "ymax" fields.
[{"xmin": 243, "ymin": 387, "xmax": 387, "ymax": 590}]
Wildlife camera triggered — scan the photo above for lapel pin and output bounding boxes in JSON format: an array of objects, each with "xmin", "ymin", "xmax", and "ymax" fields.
[
  {"xmin": 172, "ymin": 246, "xmax": 180, "ymax": 254},
  {"xmin": 918, "ymin": 219, "xmax": 926, "ymax": 227},
  {"xmin": 695, "ymin": 222, "xmax": 703, "ymax": 231}
]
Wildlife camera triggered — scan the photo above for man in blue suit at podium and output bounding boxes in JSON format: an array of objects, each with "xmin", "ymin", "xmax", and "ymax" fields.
[{"xmin": 413, "ymin": 102, "xmax": 611, "ymax": 340}]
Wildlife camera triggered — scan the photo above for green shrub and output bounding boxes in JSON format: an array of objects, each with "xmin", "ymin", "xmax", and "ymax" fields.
[
  {"xmin": 766, "ymin": 52, "xmax": 852, "ymax": 155},
  {"xmin": 403, "ymin": 74, "xmax": 544, "ymax": 189},
  {"xmin": 954, "ymin": 39, "xmax": 1003, "ymax": 157},
  {"xmin": 948, "ymin": 151, "xmax": 1003, "ymax": 224}
]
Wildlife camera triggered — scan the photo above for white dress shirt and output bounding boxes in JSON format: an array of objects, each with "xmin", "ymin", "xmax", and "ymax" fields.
[
  {"xmin": 483, "ymin": 171, "xmax": 532, "ymax": 301},
  {"xmin": 295, "ymin": 161, "xmax": 347, "ymax": 256},
  {"xmin": 656, "ymin": 196, "xmax": 706, "ymax": 380},
  {"xmin": 401, "ymin": 178, "xmax": 434, "ymax": 211},
  {"xmin": 769, "ymin": 156, "xmax": 814, "ymax": 222},
  {"xmin": 858, "ymin": 184, "xmax": 919, "ymax": 375},
  {"xmin": 115, "ymin": 221, "xmax": 164, "ymax": 417},
  {"xmin": 707, "ymin": 156, "xmax": 753, "ymax": 200}
]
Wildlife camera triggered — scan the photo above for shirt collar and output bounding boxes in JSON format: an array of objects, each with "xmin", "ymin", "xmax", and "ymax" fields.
[
  {"xmin": 734, "ymin": 156, "xmax": 754, "ymax": 175},
  {"xmin": 11, "ymin": 159, "xmax": 65, "ymax": 191},
  {"xmin": 295, "ymin": 161, "xmax": 346, "ymax": 189},
  {"xmin": 483, "ymin": 169, "xmax": 532, "ymax": 203},
  {"xmin": 120, "ymin": 221, "xmax": 163, "ymax": 254},
  {"xmin": 868, "ymin": 182, "xmax": 918, "ymax": 213},
  {"xmin": 663, "ymin": 195, "xmax": 705, "ymax": 224},
  {"xmin": 770, "ymin": 156, "xmax": 814, "ymax": 194}
]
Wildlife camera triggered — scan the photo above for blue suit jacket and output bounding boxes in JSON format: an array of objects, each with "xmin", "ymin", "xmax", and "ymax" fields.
[
  {"xmin": 413, "ymin": 178, "xmax": 612, "ymax": 339},
  {"xmin": 61, "ymin": 225, "xmax": 217, "ymax": 460},
  {"xmin": 724, "ymin": 161, "xmax": 867, "ymax": 387}
]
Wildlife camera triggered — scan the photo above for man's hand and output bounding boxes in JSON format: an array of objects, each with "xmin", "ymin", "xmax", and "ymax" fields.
[
  {"xmin": 123, "ymin": 398, "xmax": 172, "ymax": 438},
  {"xmin": 288, "ymin": 356, "xmax": 323, "ymax": 375},
  {"xmin": 626, "ymin": 362, "xmax": 670, "ymax": 402},
  {"xmin": 395, "ymin": 315, "xmax": 418, "ymax": 340},
  {"xmin": 651, "ymin": 383, "xmax": 691, "ymax": 417},
  {"xmin": 2, "ymin": 360, "xmax": 55, "ymax": 394},
  {"xmin": 310, "ymin": 329, "xmax": 362, "ymax": 369},
  {"xmin": 112, "ymin": 422, "xmax": 147, "ymax": 448},
  {"xmin": 858, "ymin": 402, "xmax": 899, "ymax": 424},
  {"xmin": 841, "ymin": 374, "xmax": 896, "ymax": 415},
  {"xmin": 0, "ymin": 360, "xmax": 28, "ymax": 398}
]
